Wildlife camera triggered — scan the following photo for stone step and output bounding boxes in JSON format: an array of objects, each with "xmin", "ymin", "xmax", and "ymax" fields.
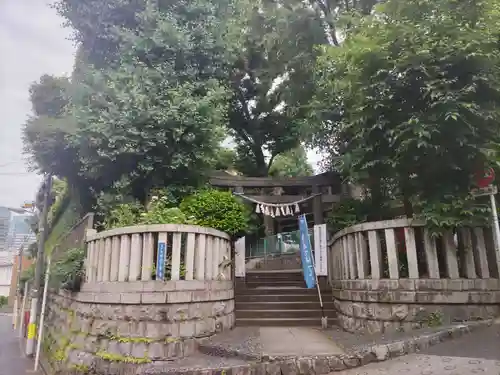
[
  {"xmin": 235, "ymin": 317, "xmax": 334, "ymax": 327},
  {"xmin": 235, "ymin": 301, "xmax": 336, "ymax": 310},
  {"xmin": 236, "ymin": 309, "xmax": 336, "ymax": 319},
  {"xmin": 244, "ymin": 270, "xmax": 303, "ymax": 281},
  {"xmin": 235, "ymin": 287, "xmax": 330, "ymax": 295},
  {"xmin": 237, "ymin": 280, "xmax": 307, "ymax": 288},
  {"xmin": 235, "ymin": 294, "xmax": 322, "ymax": 303}
]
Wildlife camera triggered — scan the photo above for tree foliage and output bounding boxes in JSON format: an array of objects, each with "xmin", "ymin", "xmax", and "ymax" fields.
[
  {"xmin": 227, "ymin": 0, "xmax": 328, "ymax": 176},
  {"xmin": 269, "ymin": 146, "xmax": 314, "ymax": 177},
  {"xmin": 23, "ymin": 75, "xmax": 76, "ymax": 177},
  {"xmin": 49, "ymin": 0, "xmax": 338, "ymax": 185},
  {"xmin": 67, "ymin": 1, "xmax": 237, "ymax": 203},
  {"xmin": 309, "ymin": 0, "xmax": 500, "ymax": 228}
]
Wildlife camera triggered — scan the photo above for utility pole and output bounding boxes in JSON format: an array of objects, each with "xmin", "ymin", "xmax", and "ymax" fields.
[{"xmin": 26, "ymin": 174, "xmax": 52, "ymax": 357}]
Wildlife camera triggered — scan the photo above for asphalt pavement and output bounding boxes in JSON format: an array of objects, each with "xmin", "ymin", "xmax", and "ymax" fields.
[
  {"xmin": 335, "ymin": 322, "xmax": 500, "ymax": 375},
  {"xmin": 0, "ymin": 314, "xmax": 39, "ymax": 375}
]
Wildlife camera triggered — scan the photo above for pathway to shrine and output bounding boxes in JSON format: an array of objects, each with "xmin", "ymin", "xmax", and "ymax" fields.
[{"xmin": 194, "ymin": 319, "xmax": 500, "ymax": 375}]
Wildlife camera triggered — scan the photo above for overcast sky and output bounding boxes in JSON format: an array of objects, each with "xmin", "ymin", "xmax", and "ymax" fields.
[{"xmin": 0, "ymin": 0, "xmax": 75, "ymax": 209}]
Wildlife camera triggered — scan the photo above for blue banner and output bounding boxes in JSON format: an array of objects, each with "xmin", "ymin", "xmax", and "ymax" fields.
[
  {"xmin": 156, "ymin": 242, "xmax": 167, "ymax": 280},
  {"xmin": 298, "ymin": 215, "xmax": 316, "ymax": 289}
]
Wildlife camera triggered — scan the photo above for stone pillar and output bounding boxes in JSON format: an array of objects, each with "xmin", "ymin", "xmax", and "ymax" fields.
[
  {"xmin": 102, "ymin": 238, "xmax": 112, "ymax": 282},
  {"xmin": 129, "ymin": 233, "xmax": 143, "ymax": 281}
]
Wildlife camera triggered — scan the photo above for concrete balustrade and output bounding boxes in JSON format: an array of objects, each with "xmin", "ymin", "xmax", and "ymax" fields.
[
  {"xmin": 85, "ymin": 224, "xmax": 232, "ymax": 283},
  {"xmin": 328, "ymin": 219, "xmax": 500, "ymax": 334},
  {"xmin": 329, "ymin": 218, "xmax": 500, "ymax": 282}
]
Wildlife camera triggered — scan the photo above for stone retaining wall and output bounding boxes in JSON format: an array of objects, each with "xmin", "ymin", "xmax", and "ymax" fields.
[
  {"xmin": 42, "ymin": 280, "xmax": 234, "ymax": 374},
  {"xmin": 332, "ymin": 279, "xmax": 500, "ymax": 334}
]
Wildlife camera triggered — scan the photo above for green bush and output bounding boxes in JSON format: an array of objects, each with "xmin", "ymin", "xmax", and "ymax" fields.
[
  {"xmin": 20, "ymin": 264, "xmax": 35, "ymax": 285},
  {"xmin": 0, "ymin": 296, "xmax": 8, "ymax": 307},
  {"xmin": 140, "ymin": 197, "xmax": 193, "ymax": 225},
  {"xmin": 180, "ymin": 189, "xmax": 251, "ymax": 237},
  {"xmin": 51, "ymin": 247, "xmax": 86, "ymax": 292},
  {"xmin": 99, "ymin": 188, "xmax": 252, "ymax": 237},
  {"xmin": 103, "ymin": 202, "xmax": 144, "ymax": 229}
]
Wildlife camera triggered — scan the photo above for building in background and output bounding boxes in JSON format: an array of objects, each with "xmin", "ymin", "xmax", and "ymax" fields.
[
  {"xmin": 0, "ymin": 207, "xmax": 11, "ymax": 252},
  {"xmin": 8, "ymin": 254, "xmax": 32, "ymax": 304},
  {"xmin": 0, "ymin": 251, "xmax": 13, "ymax": 296},
  {"xmin": 7, "ymin": 214, "xmax": 36, "ymax": 253}
]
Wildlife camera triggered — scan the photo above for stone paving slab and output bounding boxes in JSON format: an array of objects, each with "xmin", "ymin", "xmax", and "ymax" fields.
[
  {"xmin": 333, "ymin": 354, "xmax": 500, "ymax": 375},
  {"xmin": 195, "ymin": 320, "xmax": 494, "ymax": 375},
  {"xmin": 198, "ymin": 326, "xmax": 344, "ymax": 360},
  {"xmin": 198, "ymin": 326, "xmax": 263, "ymax": 359},
  {"xmin": 260, "ymin": 327, "xmax": 344, "ymax": 357}
]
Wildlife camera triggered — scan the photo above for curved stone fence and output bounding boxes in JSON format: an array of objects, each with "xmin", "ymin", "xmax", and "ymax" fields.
[
  {"xmin": 328, "ymin": 218, "xmax": 500, "ymax": 281},
  {"xmin": 43, "ymin": 281, "xmax": 234, "ymax": 373},
  {"xmin": 85, "ymin": 224, "xmax": 232, "ymax": 283},
  {"xmin": 328, "ymin": 219, "xmax": 500, "ymax": 333}
]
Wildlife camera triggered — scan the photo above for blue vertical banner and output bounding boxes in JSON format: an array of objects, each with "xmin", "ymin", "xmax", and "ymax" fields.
[
  {"xmin": 298, "ymin": 214, "xmax": 316, "ymax": 289},
  {"xmin": 156, "ymin": 242, "xmax": 167, "ymax": 280}
]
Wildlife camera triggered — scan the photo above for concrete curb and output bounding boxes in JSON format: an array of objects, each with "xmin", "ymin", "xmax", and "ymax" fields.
[{"xmin": 193, "ymin": 320, "xmax": 494, "ymax": 375}]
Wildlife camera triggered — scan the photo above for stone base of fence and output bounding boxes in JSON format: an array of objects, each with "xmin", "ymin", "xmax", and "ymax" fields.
[
  {"xmin": 332, "ymin": 279, "xmax": 500, "ymax": 334},
  {"xmin": 42, "ymin": 280, "xmax": 234, "ymax": 373}
]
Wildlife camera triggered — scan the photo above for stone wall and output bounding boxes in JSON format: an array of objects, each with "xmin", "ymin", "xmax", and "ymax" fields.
[
  {"xmin": 42, "ymin": 280, "xmax": 234, "ymax": 374},
  {"xmin": 332, "ymin": 279, "xmax": 500, "ymax": 334}
]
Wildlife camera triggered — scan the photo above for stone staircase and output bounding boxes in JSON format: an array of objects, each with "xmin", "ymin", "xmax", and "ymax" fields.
[{"xmin": 235, "ymin": 269, "xmax": 337, "ymax": 326}]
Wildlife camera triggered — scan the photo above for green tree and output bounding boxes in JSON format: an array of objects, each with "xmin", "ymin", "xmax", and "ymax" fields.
[
  {"xmin": 309, "ymin": 0, "xmax": 500, "ymax": 227},
  {"xmin": 228, "ymin": 0, "xmax": 328, "ymax": 176},
  {"xmin": 65, "ymin": 1, "xmax": 239, "ymax": 203},
  {"xmin": 23, "ymin": 75, "xmax": 96, "ymax": 211},
  {"xmin": 23, "ymin": 75, "xmax": 75, "ymax": 177},
  {"xmin": 56, "ymin": 0, "xmax": 333, "ymax": 178},
  {"xmin": 269, "ymin": 146, "xmax": 314, "ymax": 177}
]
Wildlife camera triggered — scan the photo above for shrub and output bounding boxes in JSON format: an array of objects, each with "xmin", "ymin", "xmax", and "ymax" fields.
[
  {"xmin": 140, "ymin": 197, "xmax": 193, "ymax": 225},
  {"xmin": 180, "ymin": 189, "xmax": 251, "ymax": 237},
  {"xmin": 51, "ymin": 247, "xmax": 86, "ymax": 292},
  {"xmin": 103, "ymin": 202, "xmax": 144, "ymax": 229},
  {"xmin": 0, "ymin": 296, "xmax": 8, "ymax": 307}
]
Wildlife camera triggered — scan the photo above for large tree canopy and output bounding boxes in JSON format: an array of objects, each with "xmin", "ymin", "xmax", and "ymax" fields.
[
  {"xmin": 309, "ymin": 0, "xmax": 500, "ymax": 225},
  {"xmin": 67, "ymin": 1, "xmax": 236, "ymax": 203}
]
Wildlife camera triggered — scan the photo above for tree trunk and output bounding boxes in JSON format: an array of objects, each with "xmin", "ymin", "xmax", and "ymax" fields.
[{"xmin": 253, "ymin": 146, "xmax": 269, "ymax": 177}]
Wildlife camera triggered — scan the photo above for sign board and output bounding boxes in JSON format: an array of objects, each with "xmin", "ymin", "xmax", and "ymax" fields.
[
  {"xmin": 156, "ymin": 242, "xmax": 167, "ymax": 280},
  {"xmin": 475, "ymin": 167, "xmax": 495, "ymax": 188},
  {"xmin": 235, "ymin": 237, "xmax": 246, "ymax": 277},
  {"xmin": 471, "ymin": 185, "xmax": 498, "ymax": 197},
  {"xmin": 314, "ymin": 224, "xmax": 328, "ymax": 276},
  {"xmin": 298, "ymin": 215, "xmax": 316, "ymax": 289}
]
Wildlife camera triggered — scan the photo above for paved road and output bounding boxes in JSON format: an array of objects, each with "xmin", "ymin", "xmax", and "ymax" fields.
[
  {"xmin": 0, "ymin": 314, "xmax": 38, "ymax": 375},
  {"xmin": 337, "ymin": 323, "xmax": 500, "ymax": 375}
]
